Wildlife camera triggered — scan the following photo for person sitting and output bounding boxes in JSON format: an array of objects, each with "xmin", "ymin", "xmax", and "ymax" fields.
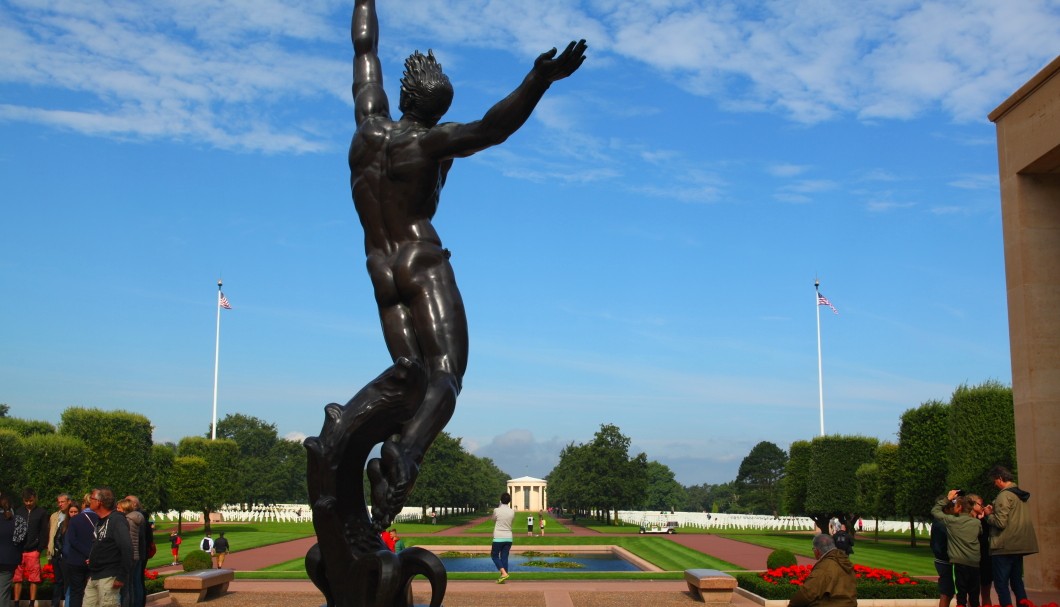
[{"xmin": 787, "ymin": 534, "xmax": 857, "ymax": 607}]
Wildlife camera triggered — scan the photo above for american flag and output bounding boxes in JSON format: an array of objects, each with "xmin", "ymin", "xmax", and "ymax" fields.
[
  {"xmin": 818, "ymin": 292, "xmax": 838, "ymax": 315},
  {"xmin": 219, "ymin": 293, "xmax": 232, "ymax": 310}
]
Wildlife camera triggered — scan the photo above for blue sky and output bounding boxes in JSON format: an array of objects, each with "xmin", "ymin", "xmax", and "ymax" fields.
[{"xmin": 2, "ymin": 0, "xmax": 1057, "ymax": 486}]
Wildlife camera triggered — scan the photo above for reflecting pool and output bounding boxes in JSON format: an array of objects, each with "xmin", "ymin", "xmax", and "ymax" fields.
[{"xmin": 439, "ymin": 552, "xmax": 642, "ymax": 573}]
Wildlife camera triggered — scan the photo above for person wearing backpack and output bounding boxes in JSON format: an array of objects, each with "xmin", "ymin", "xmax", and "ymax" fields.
[
  {"xmin": 832, "ymin": 524, "xmax": 854, "ymax": 556},
  {"xmin": 211, "ymin": 533, "xmax": 229, "ymax": 569},
  {"xmin": 199, "ymin": 534, "xmax": 214, "ymax": 561}
]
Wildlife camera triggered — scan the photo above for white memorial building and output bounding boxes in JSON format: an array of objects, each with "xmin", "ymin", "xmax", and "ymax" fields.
[{"xmin": 507, "ymin": 476, "xmax": 547, "ymax": 511}]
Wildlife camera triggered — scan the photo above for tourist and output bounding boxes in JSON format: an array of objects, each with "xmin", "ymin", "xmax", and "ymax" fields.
[
  {"xmin": 539, "ymin": 514, "xmax": 546, "ymax": 537},
  {"xmin": 212, "ymin": 532, "xmax": 230, "ymax": 569},
  {"xmin": 0, "ymin": 495, "xmax": 21, "ymax": 607},
  {"xmin": 491, "ymin": 493, "xmax": 514, "ymax": 584},
  {"xmin": 84, "ymin": 488, "xmax": 132, "ymax": 607},
  {"xmin": 967, "ymin": 494, "xmax": 993, "ymax": 606},
  {"xmin": 63, "ymin": 495, "xmax": 98, "ymax": 607},
  {"xmin": 931, "ymin": 491, "xmax": 981, "ymax": 607},
  {"xmin": 832, "ymin": 524, "xmax": 854, "ymax": 555},
  {"xmin": 787, "ymin": 534, "xmax": 856, "ymax": 607},
  {"xmin": 48, "ymin": 493, "xmax": 72, "ymax": 607},
  {"xmin": 13, "ymin": 488, "xmax": 50, "ymax": 607},
  {"xmin": 930, "ymin": 496, "xmax": 956, "ymax": 607},
  {"xmin": 168, "ymin": 532, "xmax": 181, "ymax": 566},
  {"xmin": 982, "ymin": 465, "xmax": 1038, "ymax": 607}
]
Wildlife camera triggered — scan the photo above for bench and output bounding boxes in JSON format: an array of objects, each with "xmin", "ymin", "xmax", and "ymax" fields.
[
  {"xmin": 164, "ymin": 569, "xmax": 235, "ymax": 604},
  {"xmin": 684, "ymin": 568, "xmax": 737, "ymax": 603}
]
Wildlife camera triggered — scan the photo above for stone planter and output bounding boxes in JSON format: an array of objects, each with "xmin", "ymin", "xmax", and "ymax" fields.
[{"xmin": 735, "ymin": 587, "xmax": 940, "ymax": 607}]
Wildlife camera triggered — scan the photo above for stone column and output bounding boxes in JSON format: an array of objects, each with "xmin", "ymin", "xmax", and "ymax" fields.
[{"xmin": 989, "ymin": 54, "xmax": 1060, "ymax": 593}]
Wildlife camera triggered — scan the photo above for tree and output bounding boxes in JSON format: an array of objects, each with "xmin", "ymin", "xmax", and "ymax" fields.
[
  {"xmin": 546, "ymin": 441, "xmax": 591, "ymax": 514},
  {"xmin": 59, "ymin": 408, "xmax": 156, "ymax": 507},
  {"xmin": 214, "ymin": 413, "xmax": 286, "ymax": 506},
  {"xmin": 856, "ymin": 442, "xmax": 899, "ymax": 540},
  {"xmin": 735, "ymin": 441, "xmax": 788, "ymax": 516},
  {"xmin": 947, "ymin": 381, "xmax": 1015, "ymax": 500},
  {"xmin": 895, "ymin": 400, "xmax": 950, "ymax": 546},
  {"xmin": 783, "ymin": 440, "xmax": 812, "ymax": 515},
  {"xmin": 0, "ymin": 417, "xmax": 56, "ymax": 436},
  {"xmin": 0, "ymin": 404, "xmax": 8, "ymax": 417},
  {"xmin": 802, "ymin": 435, "xmax": 878, "ymax": 534},
  {"xmin": 0, "ymin": 430, "xmax": 23, "ymax": 494},
  {"xmin": 642, "ymin": 461, "xmax": 686, "ymax": 512},
  {"xmin": 20, "ymin": 433, "xmax": 89, "ymax": 505},
  {"xmin": 273, "ymin": 439, "xmax": 308, "ymax": 503},
  {"xmin": 151, "ymin": 443, "xmax": 176, "ymax": 513},
  {"xmin": 407, "ymin": 431, "xmax": 465, "ymax": 514},
  {"xmin": 168, "ymin": 456, "xmax": 211, "ymax": 535},
  {"xmin": 547, "ymin": 424, "xmax": 648, "ymax": 522},
  {"xmin": 176, "ymin": 437, "xmax": 240, "ymax": 534},
  {"xmin": 682, "ymin": 483, "xmax": 714, "ymax": 512}
]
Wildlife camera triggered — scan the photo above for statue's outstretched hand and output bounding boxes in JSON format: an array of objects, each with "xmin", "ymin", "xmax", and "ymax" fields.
[{"xmin": 534, "ymin": 39, "xmax": 587, "ymax": 82}]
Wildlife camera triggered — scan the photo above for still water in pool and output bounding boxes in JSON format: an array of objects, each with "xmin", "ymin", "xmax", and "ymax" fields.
[{"xmin": 439, "ymin": 552, "xmax": 642, "ymax": 573}]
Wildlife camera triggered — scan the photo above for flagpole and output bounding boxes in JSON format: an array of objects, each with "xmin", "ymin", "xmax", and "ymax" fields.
[
  {"xmin": 212, "ymin": 279, "xmax": 222, "ymax": 440},
  {"xmin": 815, "ymin": 278, "xmax": 825, "ymax": 437}
]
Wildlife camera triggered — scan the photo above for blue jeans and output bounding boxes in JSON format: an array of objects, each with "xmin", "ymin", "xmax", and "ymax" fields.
[
  {"xmin": 991, "ymin": 554, "xmax": 1027, "ymax": 607},
  {"xmin": 490, "ymin": 541, "xmax": 512, "ymax": 573}
]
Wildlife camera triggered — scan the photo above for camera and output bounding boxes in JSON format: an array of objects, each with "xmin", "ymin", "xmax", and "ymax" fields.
[{"xmin": 956, "ymin": 489, "xmax": 966, "ymax": 497}]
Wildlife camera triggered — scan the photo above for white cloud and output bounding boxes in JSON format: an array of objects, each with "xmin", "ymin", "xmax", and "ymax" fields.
[{"xmin": 2, "ymin": 0, "xmax": 1057, "ymax": 150}]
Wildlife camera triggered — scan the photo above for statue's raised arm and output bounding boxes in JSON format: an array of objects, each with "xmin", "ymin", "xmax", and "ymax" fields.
[
  {"xmin": 352, "ymin": 0, "xmax": 389, "ymax": 125},
  {"xmin": 419, "ymin": 39, "xmax": 588, "ymax": 160}
]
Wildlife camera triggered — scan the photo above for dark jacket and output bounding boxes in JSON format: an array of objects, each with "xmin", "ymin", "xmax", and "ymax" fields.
[
  {"xmin": 0, "ymin": 514, "xmax": 21, "ymax": 569},
  {"xmin": 986, "ymin": 486, "xmax": 1038, "ymax": 556},
  {"xmin": 14, "ymin": 505, "xmax": 49, "ymax": 553},
  {"xmin": 787, "ymin": 549, "xmax": 857, "ymax": 607},
  {"xmin": 832, "ymin": 530, "xmax": 853, "ymax": 554},
  {"xmin": 64, "ymin": 509, "xmax": 99, "ymax": 567},
  {"xmin": 930, "ymin": 520, "xmax": 949, "ymax": 562},
  {"xmin": 88, "ymin": 510, "xmax": 132, "ymax": 583}
]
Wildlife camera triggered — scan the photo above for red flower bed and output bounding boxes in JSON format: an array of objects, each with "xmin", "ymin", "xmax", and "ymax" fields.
[{"xmin": 760, "ymin": 564, "xmax": 917, "ymax": 586}]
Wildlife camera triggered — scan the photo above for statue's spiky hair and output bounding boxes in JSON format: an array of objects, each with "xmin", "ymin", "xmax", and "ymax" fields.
[{"xmin": 399, "ymin": 49, "xmax": 453, "ymax": 122}]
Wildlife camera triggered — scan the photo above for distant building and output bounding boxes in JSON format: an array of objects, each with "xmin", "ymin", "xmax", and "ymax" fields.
[{"xmin": 507, "ymin": 476, "xmax": 547, "ymax": 511}]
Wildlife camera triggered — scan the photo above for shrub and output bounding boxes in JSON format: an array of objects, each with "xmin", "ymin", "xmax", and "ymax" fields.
[
  {"xmin": 765, "ymin": 549, "xmax": 797, "ymax": 570},
  {"xmin": 182, "ymin": 550, "xmax": 213, "ymax": 572}
]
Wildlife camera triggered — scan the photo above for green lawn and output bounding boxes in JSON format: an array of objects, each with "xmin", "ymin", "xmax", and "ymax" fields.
[
  {"xmin": 716, "ymin": 532, "xmax": 936, "ymax": 576},
  {"xmin": 463, "ymin": 511, "xmax": 570, "ymax": 534},
  {"xmin": 151, "ymin": 519, "xmax": 935, "ymax": 580},
  {"xmin": 246, "ymin": 535, "xmax": 735, "ymax": 579},
  {"xmin": 147, "ymin": 521, "xmax": 315, "ymax": 570}
]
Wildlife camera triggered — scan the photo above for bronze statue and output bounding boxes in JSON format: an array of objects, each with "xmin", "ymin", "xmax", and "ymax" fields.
[{"xmin": 304, "ymin": 1, "xmax": 586, "ymax": 606}]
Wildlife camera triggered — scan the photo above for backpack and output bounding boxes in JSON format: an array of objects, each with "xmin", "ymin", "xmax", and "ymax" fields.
[
  {"xmin": 13, "ymin": 514, "xmax": 27, "ymax": 546},
  {"xmin": 201, "ymin": 538, "xmax": 210, "ymax": 551},
  {"xmin": 834, "ymin": 530, "xmax": 854, "ymax": 554}
]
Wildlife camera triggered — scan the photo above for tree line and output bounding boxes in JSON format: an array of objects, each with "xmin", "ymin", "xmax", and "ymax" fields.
[
  {"xmin": 1, "ymin": 379, "xmax": 1014, "ymax": 542},
  {"xmin": 0, "ymin": 408, "xmax": 307, "ymax": 533},
  {"xmin": 543, "ymin": 380, "xmax": 1016, "ymax": 544}
]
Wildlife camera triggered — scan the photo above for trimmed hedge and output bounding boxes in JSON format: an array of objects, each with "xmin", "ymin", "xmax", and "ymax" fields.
[
  {"xmin": 182, "ymin": 549, "xmax": 213, "ymax": 572},
  {"xmin": 765, "ymin": 549, "xmax": 797, "ymax": 570}
]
